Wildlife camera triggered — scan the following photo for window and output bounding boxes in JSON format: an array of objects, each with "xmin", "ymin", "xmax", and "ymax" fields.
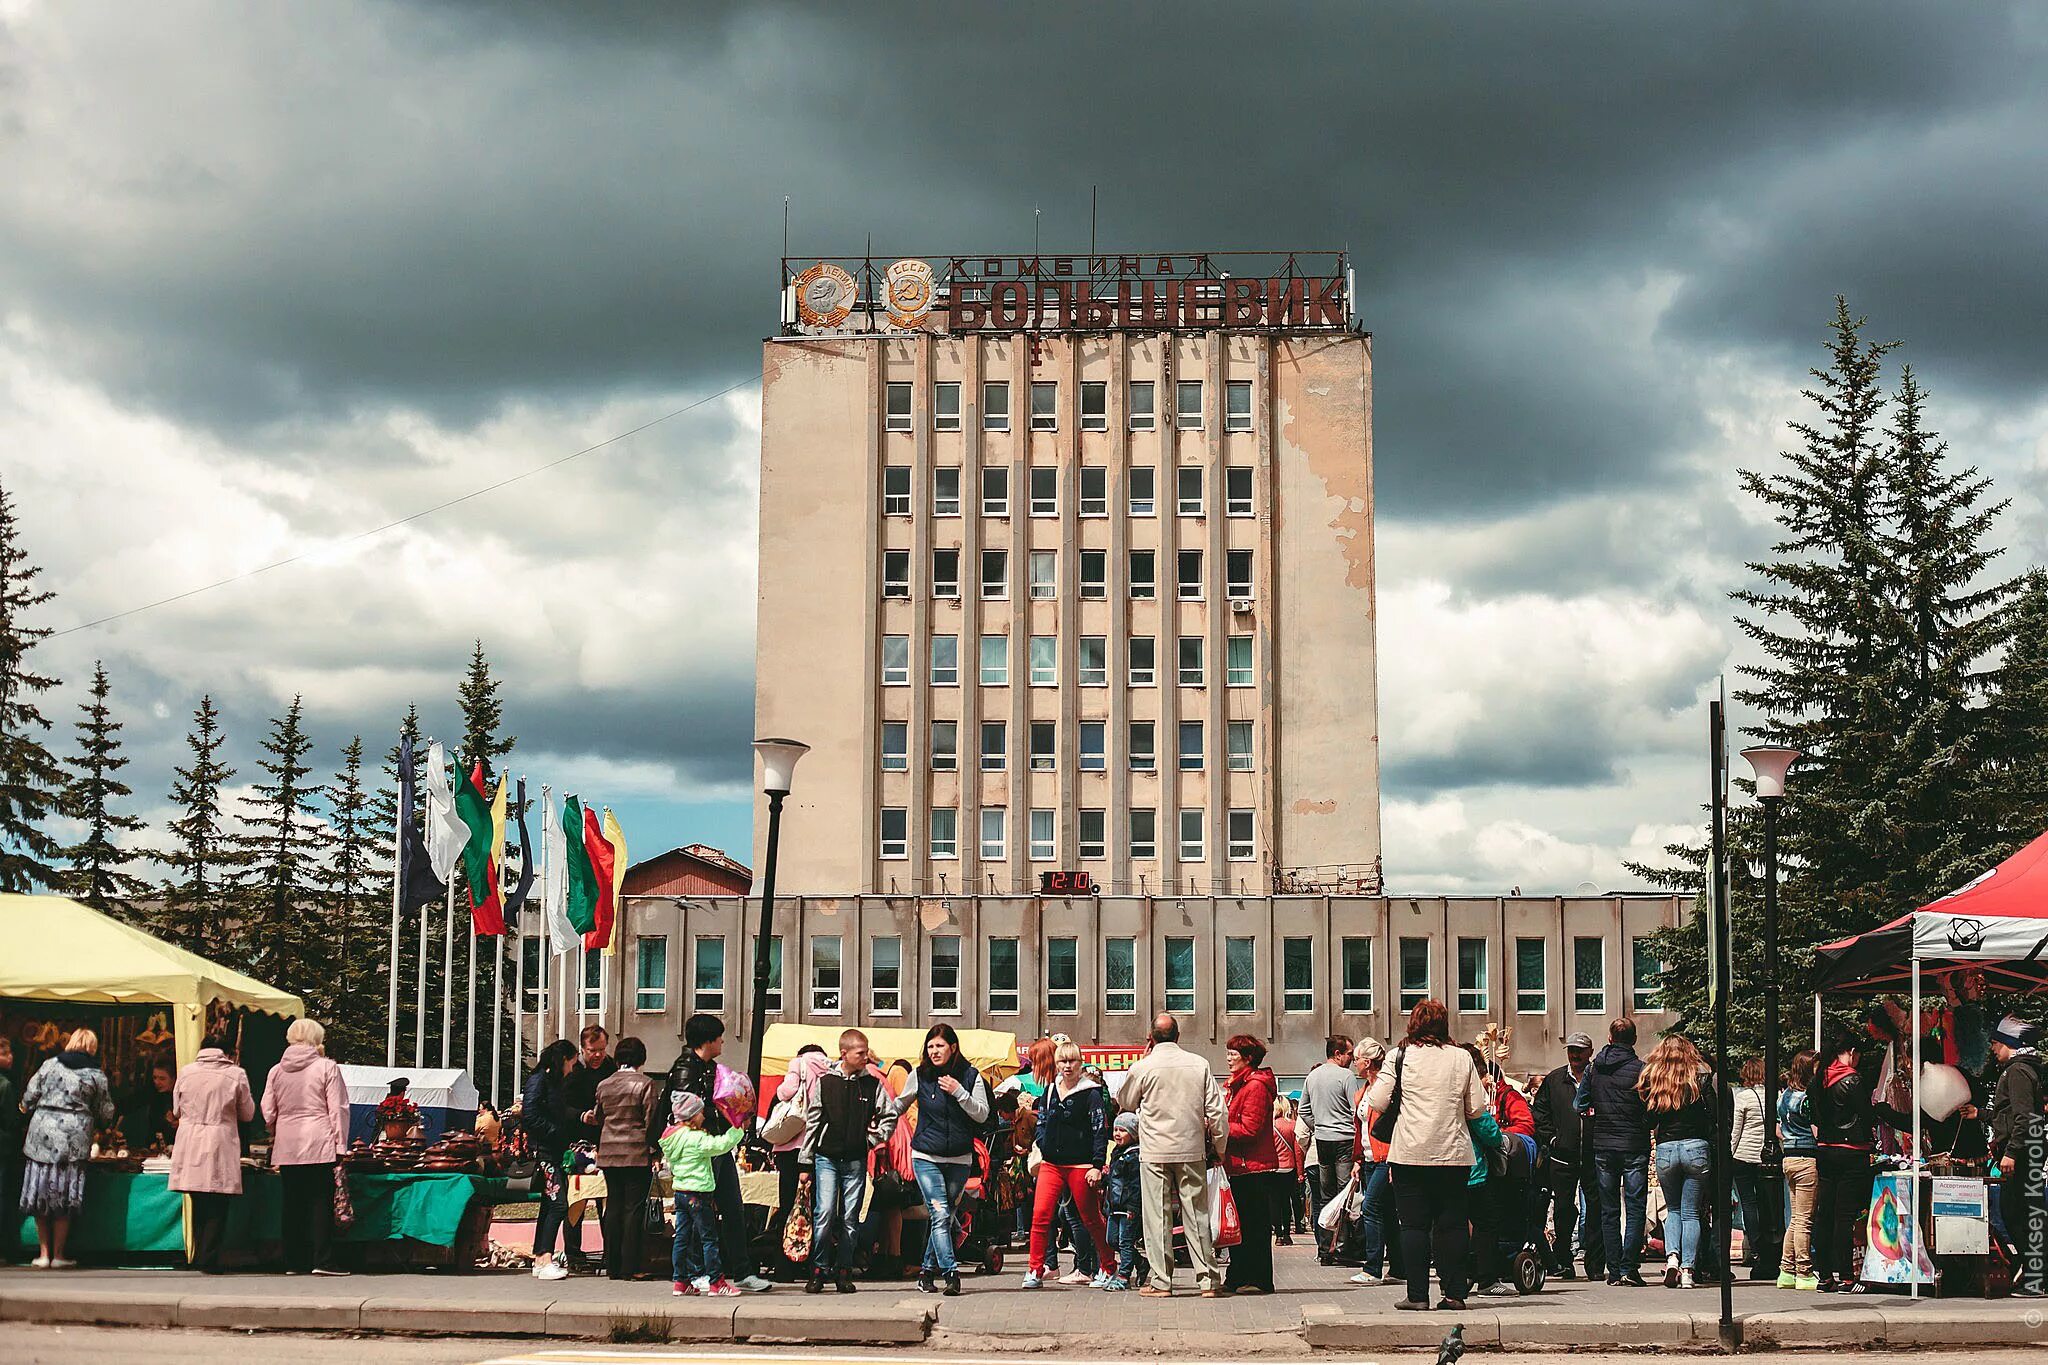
[
  {"xmin": 932, "ymin": 548, "xmax": 960, "ymax": 599},
  {"xmin": 1029, "ymin": 550, "xmax": 1056, "ymax": 599},
  {"xmin": 980, "ymin": 635, "xmax": 1008, "ymax": 685},
  {"xmin": 1030, "ymin": 466, "xmax": 1058, "ymax": 517},
  {"xmin": 1176, "ymin": 379, "xmax": 1203, "ymax": 430},
  {"xmin": 1228, "ymin": 720, "xmax": 1253, "ymax": 771},
  {"xmin": 1130, "ymin": 807, "xmax": 1157, "ymax": 860},
  {"xmin": 1178, "ymin": 549, "xmax": 1203, "ymax": 600},
  {"xmin": 880, "ymin": 807, "xmax": 908, "ymax": 859},
  {"xmin": 934, "ymin": 467, "xmax": 961, "ymax": 516},
  {"xmin": 882, "ymin": 635, "xmax": 909, "ymax": 685},
  {"xmin": 871, "ymin": 935, "xmax": 902, "ymax": 1014},
  {"xmin": 635, "ymin": 935, "xmax": 668, "ymax": 1012},
  {"xmin": 1105, "ymin": 936, "xmax": 1136, "ymax": 1013},
  {"xmin": 1399, "ymin": 937, "xmax": 1430, "ymax": 1011},
  {"xmin": 1130, "ymin": 636, "xmax": 1157, "ymax": 686},
  {"xmin": 1226, "ymin": 466, "xmax": 1253, "ymax": 516},
  {"xmin": 1164, "ymin": 936, "xmax": 1195, "ymax": 1013},
  {"xmin": 885, "ymin": 381, "xmax": 912, "ymax": 432},
  {"xmin": 1079, "ymin": 636, "xmax": 1107, "ymax": 687},
  {"xmin": 930, "ymin": 721, "xmax": 957, "ymax": 771},
  {"xmin": 1178, "ymin": 720, "xmax": 1204, "ymax": 771},
  {"xmin": 1515, "ymin": 938, "xmax": 1547, "ymax": 1014},
  {"xmin": 1179, "ymin": 807, "xmax": 1205, "ymax": 861},
  {"xmin": 980, "ymin": 807, "xmax": 1007, "ymax": 860},
  {"xmin": 1129, "ymin": 721, "xmax": 1155, "ymax": 772},
  {"xmin": 1225, "ymin": 937, "xmax": 1256, "ymax": 1013},
  {"xmin": 1128, "ymin": 380, "xmax": 1156, "ymax": 431},
  {"xmin": 1030, "ymin": 809, "xmax": 1056, "ymax": 861},
  {"xmin": 982, "ymin": 466, "xmax": 1009, "ymax": 516},
  {"xmin": 1079, "ymin": 549, "xmax": 1107, "ymax": 599},
  {"xmin": 1079, "ymin": 807, "xmax": 1106, "ymax": 859},
  {"xmin": 1457, "ymin": 937, "xmax": 1489, "ymax": 1014},
  {"xmin": 881, "ymin": 721, "xmax": 908, "ymax": 772},
  {"xmin": 1080, "ymin": 381, "xmax": 1107, "ymax": 431},
  {"xmin": 1283, "ymin": 937, "xmax": 1313, "ymax": 1012},
  {"xmin": 764, "ymin": 936, "xmax": 783, "ymax": 1014},
  {"xmin": 1227, "ymin": 635, "xmax": 1253, "ymax": 687},
  {"xmin": 1080, "ymin": 720, "xmax": 1105, "ymax": 770},
  {"xmin": 582, "ymin": 948, "xmax": 603, "ymax": 1012},
  {"xmin": 693, "ymin": 936, "xmax": 725, "ymax": 1012},
  {"xmin": 883, "ymin": 466, "xmax": 911, "ymax": 516},
  {"xmin": 1632, "ymin": 937, "xmax": 1662, "ymax": 1011},
  {"xmin": 882, "ymin": 549, "xmax": 910, "ymax": 599},
  {"xmin": 1225, "ymin": 379, "xmax": 1252, "ymax": 432},
  {"xmin": 1128, "ymin": 465, "xmax": 1156, "ymax": 516},
  {"xmin": 811, "ymin": 935, "xmax": 842, "ymax": 1014},
  {"xmin": 1179, "ymin": 636, "xmax": 1205, "ymax": 686},
  {"xmin": 983, "ymin": 381, "xmax": 1009, "ymax": 432},
  {"xmin": 1228, "ymin": 808, "xmax": 1255, "ymax": 861},
  {"xmin": 1030, "ymin": 636, "xmax": 1056, "ymax": 687},
  {"xmin": 1030, "ymin": 721, "xmax": 1056, "ymax": 771},
  {"xmin": 1129, "ymin": 550, "xmax": 1156, "ymax": 600},
  {"xmin": 1177, "ymin": 466, "xmax": 1204, "ymax": 516},
  {"xmin": 980, "ymin": 721, "xmax": 1006, "ymax": 771},
  {"xmin": 931, "ymin": 634, "xmax": 958, "ymax": 686},
  {"xmin": 1079, "ymin": 467, "xmax": 1108, "ymax": 516},
  {"xmin": 981, "ymin": 549, "xmax": 1008, "ymax": 599},
  {"xmin": 1341, "ymin": 937, "xmax": 1372, "ymax": 1013},
  {"xmin": 930, "ymin": 935, "xmax": 962, "ymax": 1015},
  {"xmin": 1030, "ymin": 381, "xmax": 1057, "ymax": 431},
  {"xmin": 1046, "ymin": 936, "xmax": 1078, "ymax": 1013},
  {"xmin": 1574, "ymin": 937, "xmax": 1606, "ymax": 1014},
  {"xmin": 1227, "ymin": 549, "xmax": 1254, "ymax": 599},
  {"xmin": 934, "ymin": 382, "xmax": 961, "ymax": 432},
  {"xmin": 988, "ymin": 937, "xmax": 1020, "ymax": 1013}
]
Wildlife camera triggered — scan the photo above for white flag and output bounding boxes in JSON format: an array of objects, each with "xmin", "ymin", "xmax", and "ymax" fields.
[
  {"xmin": 542, "ymin": 785, "xmax": 575, "ymax": 956},
  {"xmin": 422, "ymin": 740, "xmax": 470, "ymax": 883}
]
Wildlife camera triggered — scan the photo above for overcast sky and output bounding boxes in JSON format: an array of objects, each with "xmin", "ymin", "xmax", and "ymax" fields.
[{"xmin": 4, "ymin": 1, "xmax": 2045, "ymax": 894}]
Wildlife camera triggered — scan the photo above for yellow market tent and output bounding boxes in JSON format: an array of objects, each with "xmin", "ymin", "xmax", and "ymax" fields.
[
  {"xmin": 0, "ymin": 894, "xmax": 302, "ymax": 1064},
  {"xmin": 757, "ymin": 1022, "xmax": 1019, "ymax": 1088}
]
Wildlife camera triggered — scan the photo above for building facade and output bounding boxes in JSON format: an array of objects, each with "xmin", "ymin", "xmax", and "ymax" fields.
[
  {"xmin": 754, "ymin": 253, "xmax": 1382, "ymax": 899},
  {"xmin": 532, "ymin": 892, "xmax": 1686, "ymax": 1082}
]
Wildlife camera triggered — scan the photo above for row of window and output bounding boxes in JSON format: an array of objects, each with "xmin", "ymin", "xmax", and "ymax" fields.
[
  {"xmin": 539, "ymin": 931, "xmax": 1662, "ymax": 1020},
  {"xmin": 884, "ymin": 633, "xmax": 1254, "ymax": 689},
  {"xmin": 884, "ymin": 718, "xmax": 1256, "ymax": 775},
  {"xmin": 881, "ymin": 804, "xmax": 1256, "ymax": 863},
  {"xmin": 884, "ymin": 546, "xmax": 1256, "ymax": 602},
  {"xmin": 884, "ymin": 465, "xmax": 1256, "ymax": 519},
  {"xmin": 885, "ymin": 379, "xmax": 1253, "ymax": 434}
]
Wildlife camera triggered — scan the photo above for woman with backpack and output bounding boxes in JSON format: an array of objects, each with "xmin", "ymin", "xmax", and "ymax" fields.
[{"xmin": 909, "ymin": 1023, "xmax": 991, "ymax": 1297}]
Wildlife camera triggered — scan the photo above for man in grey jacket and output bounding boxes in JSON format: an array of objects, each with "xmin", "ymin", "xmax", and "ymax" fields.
[
  {"xmin": 1117, "ymin": 1014, "xmax": 1228, "ymax": 1297},
  {"xmin": 1298, "ymin": 1034, "xmax": 1361, "ymax": 1263}
]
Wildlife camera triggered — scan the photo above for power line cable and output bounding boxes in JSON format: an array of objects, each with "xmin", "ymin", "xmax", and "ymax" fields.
[{"xmin": 54, "ymin": 373, "xmax": 761, "ymax": 638}]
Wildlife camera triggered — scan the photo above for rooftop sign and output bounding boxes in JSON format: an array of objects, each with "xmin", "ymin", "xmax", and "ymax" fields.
[{"xmin": 781, "ymin": 251, "xmax": 1353, "ymax": 336}]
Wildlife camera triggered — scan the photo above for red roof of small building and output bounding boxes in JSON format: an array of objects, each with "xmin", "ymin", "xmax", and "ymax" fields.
[{"xmin": 621, "ymin": 843, "xmax": 753, "ymax": 897}]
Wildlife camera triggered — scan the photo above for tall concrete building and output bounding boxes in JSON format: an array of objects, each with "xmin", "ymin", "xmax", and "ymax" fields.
[{"xmin": 754, "ymin": 253, "xmax": 1381, "ymax": 899}]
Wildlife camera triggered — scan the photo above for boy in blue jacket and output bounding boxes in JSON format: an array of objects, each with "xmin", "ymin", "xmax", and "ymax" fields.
[{"xmin": 1102, "ymin": 1112, "xmax": 1144, "ymax": 1290}]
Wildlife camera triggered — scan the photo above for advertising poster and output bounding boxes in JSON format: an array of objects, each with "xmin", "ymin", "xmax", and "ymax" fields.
[{"xmin": 1862, "ymin": 1172, "xmax": 1937, "ymax": 1286}]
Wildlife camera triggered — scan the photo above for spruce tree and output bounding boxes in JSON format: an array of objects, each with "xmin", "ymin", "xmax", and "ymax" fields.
[
  {"xmin": 161, "ymin": 695, "xmax": 238, "ymax": 953},
  {"xmin": 1980, "ymin": 572, "xmax": 2048, "ymax": 853},
  {"xmin": 57, "ymin": 662, "xmax": 149, "ymax": 912},
  {"xmin": 229, "ymin": 697, "xmax": 332, "ymax": 999},
  {"xmin": 324, "ymin": 736, "xmax": 382, "ymax": 1058},
  {"xmin": 0, "ymin": 478, "xmax": 64, "ymax": 892},
  {"xmin": 367, "ymin": 703, "xmax": 425, "ymax": 874},
  {"xmin": 457, "ymin": 642, "xmax": 514, "ymax": 781}
]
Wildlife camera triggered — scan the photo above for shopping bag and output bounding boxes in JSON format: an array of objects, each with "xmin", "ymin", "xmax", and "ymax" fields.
[
  {"xmin": 1209, "ymin": 1168, "xmax": 1242, "ymax": 1248},
  {"xmin": 331, "ymin": 1164, "xmax": 356, "ymax": 1230},
  {"xmin": 1317, "ymin": 1168, "xmax": 1358, "ymax": 1233},
  {"xmin": 782, "ymin": 1173, "xmax": 815, "ymax": 1262},
  {"xmin": 760, "ymin": 1096, "xmax": 806, "ymax": 1147}
]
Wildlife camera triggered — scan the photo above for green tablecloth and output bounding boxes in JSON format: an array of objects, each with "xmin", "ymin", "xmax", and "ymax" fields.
[{"xmin": 10, "ymin": 1168, "xmax": 514, "ymax": 1256}]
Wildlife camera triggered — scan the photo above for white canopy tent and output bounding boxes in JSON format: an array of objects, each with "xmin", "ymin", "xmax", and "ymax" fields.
[{"xmin": 340, "ymin": 1064, "xmax": 480, "ymax": 1144}]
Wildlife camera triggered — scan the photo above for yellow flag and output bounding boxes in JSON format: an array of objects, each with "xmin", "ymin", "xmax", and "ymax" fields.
[
  {"xmin": 602, "ymin": 807, "xmax": 628, "ymax": 951},
  {"xmin": 491, "ymin": 773, "xmax": 508, "ymax": 853}
]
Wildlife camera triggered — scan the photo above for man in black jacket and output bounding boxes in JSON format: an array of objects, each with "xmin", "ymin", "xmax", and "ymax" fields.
[
  {"xmin": 1535, "ymin": 1032, "xmax": 1602, "ymax": 1279},
  {"xmin": 561, "ymin": 1025, "xmax": 617, "ymax": 1266},
  {"xmin": 653, "ymin": 1015, "xmax": 771, "ymax": 1291},
  {"xmin": 1576, "ymin": 1017, "xmax": 1650, "ymax": 1286},
  {"xmin": 1990, "ymin": 1016, "xmax": 2047, "ymax": 1296}
]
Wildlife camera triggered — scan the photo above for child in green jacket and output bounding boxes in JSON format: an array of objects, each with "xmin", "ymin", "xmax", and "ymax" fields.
[{"xmin": 659, "ymin": 1093, "xmax": 748, "ymax": 1295}]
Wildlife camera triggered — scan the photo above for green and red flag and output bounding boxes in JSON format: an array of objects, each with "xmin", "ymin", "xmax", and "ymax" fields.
[
  {"xmin": 456, "ymin": 760, "xmax": 506, "ymax": 936},
  {"xmin": 561, "ymin": 794, "xmax": 600, "ymax": 941},
  {"xmin": 582, "ymin": 801, "xmax": 617, "ymax": 952}
]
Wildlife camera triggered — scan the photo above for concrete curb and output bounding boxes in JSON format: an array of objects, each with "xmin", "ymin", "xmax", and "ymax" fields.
[{"xmin": 1300, "ymin": 1303, "xmax": 2048, "ymax": 1351}]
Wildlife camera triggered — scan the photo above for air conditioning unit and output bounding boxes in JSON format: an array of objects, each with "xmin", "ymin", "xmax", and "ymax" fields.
[{"xmin": 1230, "ymin": 597, "xmax": 1255, "ymax": 615}]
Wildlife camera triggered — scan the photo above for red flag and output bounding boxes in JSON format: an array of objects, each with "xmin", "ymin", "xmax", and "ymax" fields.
[
  {"xmin": 582, "ymin": 802, "xmax": 616, "ymax": 951},
  {"xmin": 457, "ymin": 761, "xmax": 506, "ymax": 936}
]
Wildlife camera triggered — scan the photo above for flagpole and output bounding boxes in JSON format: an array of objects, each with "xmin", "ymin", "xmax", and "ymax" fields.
[
  {"xmin": 440, "ymin": 879, "xmax": 455, "ymax": 1069},
  {"xmin": 511, "ymin": 913, "xmax": 524, "ymax": 1091},
  {"xmin": 386, "ymin": 795, "xmax": 402, "ymax": 1067},
  {"xmin": 465, "ymin": 910, "xmax": 479, "ymax": 1082},
  {"xmin": 415, "ymin": 874, "xmax": 429, "ymax": 1070}
]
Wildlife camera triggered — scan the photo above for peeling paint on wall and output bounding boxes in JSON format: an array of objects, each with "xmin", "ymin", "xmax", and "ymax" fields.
[{"xmin": 1292, "ymin": 798, "xmax": 1337, "ymax": 815}]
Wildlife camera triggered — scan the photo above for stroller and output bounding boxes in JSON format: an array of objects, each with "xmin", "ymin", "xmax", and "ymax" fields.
[{"xmin": 1480, "ymin": 1130, "xmax": 1549, "ymax": 1295}]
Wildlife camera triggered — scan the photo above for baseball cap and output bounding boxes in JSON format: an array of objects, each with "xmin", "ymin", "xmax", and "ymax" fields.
[{"xmin": 1565, "ymin": 1032, "xmax": 1594, "ymax": 1050}]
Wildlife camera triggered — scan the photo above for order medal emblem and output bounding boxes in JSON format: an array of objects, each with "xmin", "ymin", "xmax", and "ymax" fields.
[
  {"xmin": 794, "ymin": 262, "xmax": 857, "ymax": 328},
  {"xmin": 884, "ymin": 258, "xmax": 934, "ymax": 328}
]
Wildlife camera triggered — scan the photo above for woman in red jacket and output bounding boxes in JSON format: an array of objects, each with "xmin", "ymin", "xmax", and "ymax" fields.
[{"xmin": 1222, "ymin": 1035, "xmax": 1281, "ymax": 1295}]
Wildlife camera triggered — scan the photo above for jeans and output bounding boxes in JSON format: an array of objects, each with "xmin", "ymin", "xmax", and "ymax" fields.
[
  {"xmin": 672, "ymin": 1189, "xmax": 722, "ymax": 1283},
  {"xmin": 1391, "ymin": 1163, "xmax": 1469, "ymax": 1304},
  {"xmin": 532, "ymin": 1154, "xmax": 568, "ymax": 1256},
  {"xmin": 1313, "ymin": 1140, "xmax": 1355, "ymax": 1256},
  {"xmin": 1109, "ymin": 1208, "xmax": 1141, "ymax": 1279},
  {"xmin": 1779, "ymin": 1154, "xmax": 1817, "ymax": 1277},
  {"xmin": 2001, "ymin": 1134, "xmax": 2048, "ymax": 1294},
  {"xmin": 1359, "ymin": 1159, "xmax": 1393, "ymax": 1275},
  {"xmin": 711, "ymin": 1151, "xmax": 754, "ymax": 1280},
  {"xmin": 1655, "ymin": 1139, "xmax": 1710, "ymax": 1270},
  {"xmin": 1733, "ymin": 1160, "xmax": 1781, "ymax": 1274},
  {"xmin": 1593, "ymin": 1150, "xmax": 1649, "ymax": 1277},
  {"xmin": 913, "ymin": 1157, "xmax": 971, "ymax": 1274},
  {"xmin": 812, "ymin": 1155, "xmax": 867, "ymax": 1272},
  {"xmin": 1812, "ymin": 1149, "xmax": 1872, "ymax": 1284}
]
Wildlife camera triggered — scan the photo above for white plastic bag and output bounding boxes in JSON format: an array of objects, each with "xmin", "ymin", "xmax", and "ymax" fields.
[
  {"xmin": 1316, "ymin": 1168, "xmax": 1359, "ymax": 1232},
  {"xmin": 1917, "ymin": 1062, "xmax": 1971, "ymax": 1122}
]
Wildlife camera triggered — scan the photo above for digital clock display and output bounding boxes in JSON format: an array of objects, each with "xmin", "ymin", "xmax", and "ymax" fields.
[{"xmin": 1039, "ymin": 870, "xmax": 1097, "ymax": 896}]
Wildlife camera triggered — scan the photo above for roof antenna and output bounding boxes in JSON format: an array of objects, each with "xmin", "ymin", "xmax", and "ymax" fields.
[
  {"xmin": 1090, "ymin": 185, "xmax": 1097, "ymax": 258},
  {"xmin": 782, "ymin": 195, "xmax": 790, "ymax": 261},
  {"xmin": 1034, "ymin": 206, "xmax": 1041, "ymax": 259}
]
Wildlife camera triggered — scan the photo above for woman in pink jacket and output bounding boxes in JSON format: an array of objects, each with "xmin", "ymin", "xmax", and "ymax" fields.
[
  {"xmin": 169, "ymin": 1029, "xmax": 255, "ymax": 1274},
  {"xmin": 262, "ymin": 1018, "xmax": 350, "ymax": 1276}
]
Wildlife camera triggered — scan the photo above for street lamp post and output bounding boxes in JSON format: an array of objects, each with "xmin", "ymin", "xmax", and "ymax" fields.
[
  {"xmin": 744, "ymin": 738, "xmax": 809, "ymax": 1114},
  {"xmin": 1741, "ymin": 742, "xmax": 1800, "ymax": 1279}
]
